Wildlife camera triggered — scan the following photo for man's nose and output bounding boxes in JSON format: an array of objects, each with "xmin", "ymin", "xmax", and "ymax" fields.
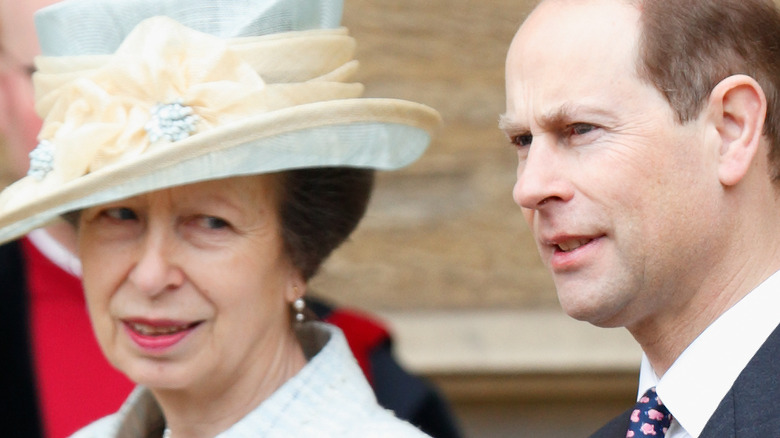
[{"xmin": 512, "ymin": 139, "xmax": 574, "ymax": 210}]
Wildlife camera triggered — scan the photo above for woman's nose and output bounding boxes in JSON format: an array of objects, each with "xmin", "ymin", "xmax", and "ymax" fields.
[{"xmin": 127, "ymin": 228, "xmax": 184, "ymax": 297}]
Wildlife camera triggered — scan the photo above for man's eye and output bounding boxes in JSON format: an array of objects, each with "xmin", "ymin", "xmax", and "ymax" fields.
[
  {"xmin": 511, "ymin": 133, "xmax": 533, "ymax": 148},
  {"xmin": 569, "ymin": 123, "xmax": 597, "ymax": 136},
  {"xmin": 104, "ymin": 207, "xmax": 137, "ymax": 221}
]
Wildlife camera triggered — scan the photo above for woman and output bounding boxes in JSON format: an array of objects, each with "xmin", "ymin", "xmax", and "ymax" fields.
[{"xmin": 0, "ymin": 0, "xmax": 440, "ymax": 436}]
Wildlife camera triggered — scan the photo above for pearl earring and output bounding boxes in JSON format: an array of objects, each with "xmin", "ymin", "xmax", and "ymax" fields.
[{"xmin": 293, "ymin": 297, "xmax": 305, "ymax": 323}]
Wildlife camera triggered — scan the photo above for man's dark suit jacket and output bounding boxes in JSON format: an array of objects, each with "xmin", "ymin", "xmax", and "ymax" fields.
[{"xmin": 589, "ymin": 322, "xmax": 780, "ymax": 437}]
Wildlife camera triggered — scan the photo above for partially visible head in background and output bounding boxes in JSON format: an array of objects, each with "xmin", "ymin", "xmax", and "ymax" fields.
[{"xmin": 0, "ymin": 0, "xmax": 61, "ymax": 181}]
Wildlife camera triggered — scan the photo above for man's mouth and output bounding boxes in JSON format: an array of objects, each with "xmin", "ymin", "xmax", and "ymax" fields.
[{"xmin": 556, "ymin": 238, "xmax": 593, "ymax": 252}]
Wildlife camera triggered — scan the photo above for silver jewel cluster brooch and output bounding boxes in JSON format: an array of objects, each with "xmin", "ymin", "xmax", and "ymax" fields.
[
  {"xmin": 144, "ymin": 99, "xmax": 200, "ymax": 143},
  {"xmin": 27, "ymin": 139, "xmax": 55, "ymax": 180}
]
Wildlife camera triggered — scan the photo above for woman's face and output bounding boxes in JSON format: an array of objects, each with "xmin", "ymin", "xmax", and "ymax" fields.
[{"xmin": 78, "ymin": 175, "xmax": 303, "ymax": 395}]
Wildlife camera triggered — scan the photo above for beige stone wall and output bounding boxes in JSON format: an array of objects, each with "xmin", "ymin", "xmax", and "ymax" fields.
[{"xmin": 311, "ymin": 0, "xmax": 556, "ymax": 311}]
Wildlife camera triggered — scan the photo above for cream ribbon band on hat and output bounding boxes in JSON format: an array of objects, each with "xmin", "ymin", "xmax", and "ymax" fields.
[
  {"xmin": 0, "ymin": 16, "xmax": 440, "ymax": 244},
  {"xmin": 33, "ymin": 18, "xmax": 363, "ymax": 182}
]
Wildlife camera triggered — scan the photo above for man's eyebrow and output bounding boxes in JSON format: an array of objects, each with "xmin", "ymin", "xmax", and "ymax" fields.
[
  {"xmin": 498, "ymin": 113, "xmax": 528, "ymax": 134},
  {"xmin": 537, "ymin": 104, "xmax": 579, "ymax": 129},
  {"xmin": 540, "ymin": 103, "xmax": 616, "ymax": 128},
  {"xmin": 497, "ymin": 109, "xmax": 572, "ymax": 135},
  {"xmin": 498, "ymin": 104, "xmax": 582, "ymax": 134},
  {"xmin": 499, "ymin": 104, "xmax": 614, "ymax": 135},
  {"xmin": 0, "ymin": 46, "xmax": 36, "ymax": 76}
]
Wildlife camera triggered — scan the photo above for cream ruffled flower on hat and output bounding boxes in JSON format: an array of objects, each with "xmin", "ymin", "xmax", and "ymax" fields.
[
  {"xmin": 30, "ymin": 16, "xmax": 363, "ymax": 184},
  {"xmin": 32, "ymin": 17, "xmax": 269, "ymax": 183}
]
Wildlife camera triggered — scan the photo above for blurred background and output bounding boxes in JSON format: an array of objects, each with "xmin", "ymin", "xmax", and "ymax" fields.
[{"xmin": 0, "ymin": 0, "xmax": 643, "ymax": 436}]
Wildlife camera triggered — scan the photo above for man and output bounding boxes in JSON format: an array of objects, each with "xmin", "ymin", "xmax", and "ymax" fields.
[
  {"xmin": 502, "ymin": 0, "xmax": 780, "ymax": 437},
  {"xmin": 0, "ymin": 1, "xmax": 460, "ymax": 437}
]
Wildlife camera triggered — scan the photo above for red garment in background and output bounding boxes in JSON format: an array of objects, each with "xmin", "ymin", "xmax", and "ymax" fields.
[
  {"xmin": 325, "ymin": 308, "xmax": 390, "ymax": 386},
  {"xmin": 23, "ymin": 238, "xmax": 134, "ymax": 438}
]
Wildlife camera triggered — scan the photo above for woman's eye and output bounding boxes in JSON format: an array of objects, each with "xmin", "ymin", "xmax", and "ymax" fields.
[
  {"xmin": 104, "ymin": 207, "xmax": 137, "ymax": 221},
  {"xmin": 199, "ymin": 216, "xmax": 230, "ymax": 230},
  {"xmin": 511, "ymin": 133, "xmax": 533, "ymax": 148}
]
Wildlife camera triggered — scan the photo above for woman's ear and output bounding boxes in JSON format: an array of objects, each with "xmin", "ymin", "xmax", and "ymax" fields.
[
  {"xmin": 285, "ymin": 269, "xmax": 306, "ymax": 304},
  {"xmin": 707, "ymin": 74, "xmax": 767, "ymax": 187}
]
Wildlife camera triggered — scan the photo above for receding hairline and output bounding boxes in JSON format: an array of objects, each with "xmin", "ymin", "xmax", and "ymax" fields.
[{"xmin": 503, "ymin": 0, "xmax": 648, "ymax": 136}]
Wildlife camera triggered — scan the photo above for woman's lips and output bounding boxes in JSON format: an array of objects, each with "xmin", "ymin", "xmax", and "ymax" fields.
[{"xmin": 123, "ymin": 319, "xmax": 202, "ymax": 352}]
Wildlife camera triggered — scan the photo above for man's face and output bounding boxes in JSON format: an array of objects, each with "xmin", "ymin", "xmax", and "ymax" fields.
[
  {"xmin": 503, "ymin": 0, "xmax": 723, "ymax": 330},
  {"xmin": 0, "ymin": 0, "xmax": 60, "ymax": 180}
]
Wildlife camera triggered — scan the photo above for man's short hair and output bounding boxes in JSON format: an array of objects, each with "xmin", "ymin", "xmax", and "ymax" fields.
[{"xmin": 635, "ymin": 0, "xmax": 780, "ymax": 182}]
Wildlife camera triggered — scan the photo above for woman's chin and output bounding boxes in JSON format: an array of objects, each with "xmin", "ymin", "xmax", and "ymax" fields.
[{"xmin": 116, "ymin": 356, "xmax": 194, "ymax": 391}]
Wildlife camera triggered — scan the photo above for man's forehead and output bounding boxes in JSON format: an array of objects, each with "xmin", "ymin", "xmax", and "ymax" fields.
[
  {"xmin": 504, "ymin": 0, "xmax": 646, "ymax": 129},
  {"xmin": 0, "ymin": 0, "xmax": 59, "ymax": 61},
  {"xmin": 508, "ymin": 0, "xmax": 642, "ymax": 86},
  {"xmin": 518, "ymin": 0, "xmax": 641, "ymax": 44}
]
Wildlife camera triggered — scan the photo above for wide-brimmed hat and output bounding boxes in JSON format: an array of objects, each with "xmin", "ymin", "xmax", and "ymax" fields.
[{"xmin": 0, "ymin": 0, "xmax": 440, "ymax": 244}]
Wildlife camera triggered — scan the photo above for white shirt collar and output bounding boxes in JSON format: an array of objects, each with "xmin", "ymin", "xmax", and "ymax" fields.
[
  {"xmin": 27, "ymin": 228, "xmax": 82, "ymax": 278},
  {"xmin": 638, "ymin": 269, "xmax": 780, "ymax": 437}
]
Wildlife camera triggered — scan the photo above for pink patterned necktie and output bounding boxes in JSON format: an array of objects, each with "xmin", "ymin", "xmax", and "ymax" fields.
[{"xmin": 627, "ymin": 387, "xmax": 673, "ymax": 437}]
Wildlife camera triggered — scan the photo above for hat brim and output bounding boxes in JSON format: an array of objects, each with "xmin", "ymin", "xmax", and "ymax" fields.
[{"xmin": 0, "ymin": 97, "xmax": 439, "ymax": 244}]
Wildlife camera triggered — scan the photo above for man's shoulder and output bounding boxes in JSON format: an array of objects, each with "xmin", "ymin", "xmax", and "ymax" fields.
[
  {"xmin": 731, "ymin": 320, "xmax": 780, "ymax": 396},
  {"xmin": 588, "ymin": 407, "xmax": 632, "ymax": 438},
  {"xmin": 700, "ymin": 321, "xmax": 780, "ymax": 436}
]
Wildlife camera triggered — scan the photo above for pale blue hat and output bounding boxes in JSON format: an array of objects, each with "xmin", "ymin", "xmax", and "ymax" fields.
[
  {"xmin": 0, "ymin": 0, "xmax": 440, "ymax": 244},
  {"xmin": 36, "ymin": 0, "xmax": 343, "ymax": 55}
]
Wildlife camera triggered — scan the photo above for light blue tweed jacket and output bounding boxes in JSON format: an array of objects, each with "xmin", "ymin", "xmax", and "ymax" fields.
[{"xmin": 70, "ymin": 322, "xmax": 429, "ymax": 438}]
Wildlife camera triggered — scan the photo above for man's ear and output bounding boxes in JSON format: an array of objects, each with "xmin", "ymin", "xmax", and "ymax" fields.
[{"xmin": 707, "ymin": 74, "xmax": 767, "ymax": 187}]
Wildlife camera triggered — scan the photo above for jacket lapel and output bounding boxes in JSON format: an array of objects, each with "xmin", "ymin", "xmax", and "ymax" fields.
[
  {"xmin": 589, "ymin": 407, "xmax": 633, "ymax": 438},
  {"xmin": 700, "ymin": 322, "xmax": 780, "ymax": 437}
]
